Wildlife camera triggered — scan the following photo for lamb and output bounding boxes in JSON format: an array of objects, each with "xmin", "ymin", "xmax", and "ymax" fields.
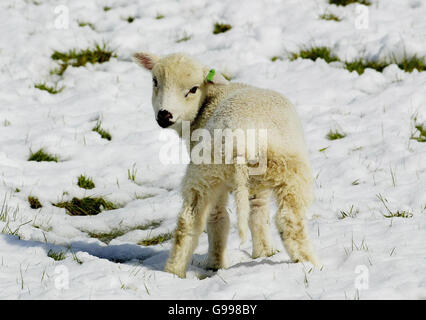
[{"xmin": 133, "ymin": 52, "xmax": 318, "ymax": 278}]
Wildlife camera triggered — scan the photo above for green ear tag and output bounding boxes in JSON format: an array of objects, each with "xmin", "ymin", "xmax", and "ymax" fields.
[{"xmin": 206, "ymin": 69, "xmax": 215, "ymax": 82}]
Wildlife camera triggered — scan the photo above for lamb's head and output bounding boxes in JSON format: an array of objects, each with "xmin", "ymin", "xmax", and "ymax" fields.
[{"xmin": 133, "ymin": 52, "xmax": 228, "ymax": 131}]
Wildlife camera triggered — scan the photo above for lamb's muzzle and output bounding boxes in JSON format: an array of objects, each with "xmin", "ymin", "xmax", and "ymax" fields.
[{"xmin": 156, "ymin": 109, "xmax": 174, "ymax": 128}]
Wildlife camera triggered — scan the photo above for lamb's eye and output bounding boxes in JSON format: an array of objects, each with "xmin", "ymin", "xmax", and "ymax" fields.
[
  {"xmin": 189, "ymin": 86, "xmax": 198, "ymax": 94},
  {"xmin": 153, "ymin": 78, "xmax": 158, "ymax": 87}
]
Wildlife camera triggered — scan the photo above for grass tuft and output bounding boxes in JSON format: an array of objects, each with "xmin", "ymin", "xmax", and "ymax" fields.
[
  {"xmin": 138, "ymin": 232, "xmax": 173, "ymax": 246},
  {"xmin": 28, "ymin": 149, "xmax": 58, "ymax": 162},
  {"xmin": 344, "ymin": 58, "xmax": 388, "ymax": 75},
  {"xmin": 271, "ymin": 56, "xmax": 283, "ymax": 62},
  {"xmin": 329, "ymin": 0, "xmax": 371, "ymax": 6},
  {"xmin": 89, "ymin": 220, "xmax": 162, "ymax": 244},
  {"xmin": 345, "ymin": 54, "xmax": 426, "ymax": 75},
  {"xmin": 410, "ymin": 122, "xmax": 426, "ymax": 143},
  {"xmin": 92, "ymin": 121, "xmax": 112, "ymax": 140},
  {"xmin": 126, "ymin": 16, "xmax": 135, "ymax": 23},
  {"xmin": 28, "ymin": 196, "xmax": 42, "ymax": 209},
  {"xmin": 155, "ymin": 14, "xmax": 165, "ymax": 19},
  {"xmin": 339, "ymin": 205, "xmax": 359, "ymax": 219},
  {"xmin": 319, "ymin": 13, "xmax": 341, "ymax": 21},
  {"xmin": 34, "ymin": 82, "xmax": 64, "ymax": 94},
  {"xmin": 396, "ymin": 54, "xmax": 426, "ymax": 73},
  {"xmin": 47, "ymin": 249, "xmax": 66, "ymax": 261},
  {"xmin": 70, "ymin": 249, "xmax": 83, "ymax": 264},
  {"xmin": 176, "ymin": 35, "xmax": 191, "ymax": 43},
  {"xmin": 50, "ymin": 43, "xmax": 116, "ymax": 76},
  {"xmin": 103, "ymin": 6, "xmax": 111, "ymax": 11},
  {"xmin": 128, "ymin": 164, "xmax": 138, "ymax": 182},
  {"xmin": 54, "ymin": 197, "xmax": 117, "ymax": 216},
  {"xmin": 77, "ymin": 175, "xmax": 95, "ymax": 190},
  {"xmin": 288, "ymin": 46, "xmax": 426, "ymax": 75},
  {"xmin": 377, "ymin": 194, "xmax": 413, "ymax": 218},
  {"xmin": 78, "ymin": 21, "xmax": 95, "ymax": 30},
  {"xmin": 326, "ymin": 129, "xmax": 347, "ymax": 140},
  {"xmin": 290, "ymin": 46, "xmax": 340, "ymax": 64},
  {"xmin": 213, "ymin": 23, "xmax": 232, "ymax": 34}
]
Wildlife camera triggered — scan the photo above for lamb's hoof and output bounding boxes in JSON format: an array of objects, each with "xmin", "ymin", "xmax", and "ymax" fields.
[
  {"xmin": 164, "ymin": 264, "xmax": 186, "ymax": 278},
  {"xmin": 206, "ymin": 266, "xmax": 219, "ymax": 272},
  {"xmin": 252, "ymin": 248, "xmax": 277, "ymax": 259},
  {"xmin": 291, "ymin": 254, "xmax": 321, "ymax": 268},
  {"xmin": 206, "ymin": 260, "xmax": 226, "ymax": 272}
]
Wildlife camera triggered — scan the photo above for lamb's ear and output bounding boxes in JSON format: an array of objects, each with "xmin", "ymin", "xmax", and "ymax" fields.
[
  {"xmin": 203, "ymin": 68, "xmax": 229, "ymax": 85},
  {"xmin": 132, "ymin": 52, "xmax": 160, "ymax": 71}
]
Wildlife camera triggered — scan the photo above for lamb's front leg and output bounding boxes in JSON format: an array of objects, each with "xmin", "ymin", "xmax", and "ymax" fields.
[
  {"xmin": 164, "ymin": 191, "xmax": 212, "ymax": 278},
  {"xmin": 206, "ymin": 190, "xmax": 230, "ymax": 271}
]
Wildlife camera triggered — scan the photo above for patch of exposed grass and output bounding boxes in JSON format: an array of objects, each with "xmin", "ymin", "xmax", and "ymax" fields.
[
  {"xmin": 319, "ymin": 13, "xmax": 341, "ymax": 21},
  {"xmin": 345, "ymin": 54, "xmax": 426, "ymax": 75},
  {"xmin": 103, "ymin": 6, "xmax": 111, "ymax": 11},
  {"xmin": 28, "ymin": 149, "xmax": 58, "ymax": 162},
  {"xmin": 155, "ymin": 14, "xmax": 165, "ymax": 19},
  {"xmin": 339, "ymin": 205, "xmax": 359, "ymax": 219},
  {"xmin": 345, "ymin": 58, "xmax": 389, "ymax": 75},
  {"xmin": 288, "ymin": 45, "xmax": 426, "ymax": 75},
  {"xmin": 329, "ymin": 0, "xmax": 371, "ymax": 6},
  {"xmin": 396, "ymin": 54, "xmax": 426, "ymax": 73},
  {"xmin": 78, "ymin": 21, "xmax": 95, "ymax": 30},
  {"xmin": 271, "ymin": 56, "xmax": 283, "ymax": 62},
  {"xmin": 176, "ymin": 35, "xmax": 191, "ymax": 43},
  {"xmin": 126, "ymin": 16, "xmax": 135, "ymax": 23},
  {"xmin": 410, "ymin": 121, "xmax": 426, "ymax": 143},
  {"xmin": 47, "ymin": 249, "xmax": 66, "ymax": 261},
  {"xmin": 92, "ymin": 121, "xmax": 112, "ymax": 140},
  {"xmin": 34, "ymin": 82, "xmax": 64, "ymax": 94},
  {"xmin": 138, "ymin": 232, "xmax": 173, "ymax": 246},
  {"xmin": 1, "ymin": 196, "xmax": 19, "ymax": 223},
  {"xmin": 128, "ymin": 164, "xmax": 138, "ymax": 182},
  {"xmin": 326, "ymin": 129, "xmax": 347, "ymax": 140},
  {"xmin": 290, "ymin": 46, "xmax": 340, "ymax": 64},
  {"xmin": 377, "ymin": 194, "xmax": 413, "ymax": 218},
  {"xmin": 89, "ymin": 220, "xmax": 162, "ymax": 244},
  {"xmin": 50, "ymin": 43, "xmax": 116, "ymax": 76},
  {"xmin": 384, "ymin": 211, "xmax": 413, "ymax": 218},
  {"xmin": 70, "ymin": 249, "xmax": 83, "ymax": 264},
  {"xmin": 77, "ymin": 175, "xmax": 95, "ymax": 190},
  {"xmin": 28, "ymin": 196, "xmax": 42, "ymax": 209},
  {"xmin": 54, "ymin": 197, "xmax": 117, "ymax": 216},
  {"xmin": 213, "ymin": 23, "xmax": 232, "ymax": 34}
]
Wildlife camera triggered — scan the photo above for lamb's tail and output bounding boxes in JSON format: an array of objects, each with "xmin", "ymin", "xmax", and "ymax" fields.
[{"xmin": 234, "ymin": 164, "xmax": 250, "ymax": 244}]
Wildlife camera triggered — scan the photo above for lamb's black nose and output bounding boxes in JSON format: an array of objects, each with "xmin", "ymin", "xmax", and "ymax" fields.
[{"xmin": 156, "ymin": 109, "xmax": 173, "ymax": 128}]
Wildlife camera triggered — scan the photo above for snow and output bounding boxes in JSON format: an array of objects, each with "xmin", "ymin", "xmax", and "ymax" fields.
[{"xmin": 0, "ymin": 0, "xmax": 425, "ymax": 299}]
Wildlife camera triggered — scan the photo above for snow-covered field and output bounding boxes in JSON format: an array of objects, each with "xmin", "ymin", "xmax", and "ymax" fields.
[{"xmin": 0, "ymin": 0, "xmax": 425, "ymax": 299}]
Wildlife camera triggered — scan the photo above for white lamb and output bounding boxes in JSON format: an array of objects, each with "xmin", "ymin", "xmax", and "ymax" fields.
[{"xmin": 133, "ymin": 52, "xmax": 318, "ymax": 278}]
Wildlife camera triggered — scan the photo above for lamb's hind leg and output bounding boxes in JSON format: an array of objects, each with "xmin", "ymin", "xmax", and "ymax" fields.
[
  {"xmin": 274, "ymin": 187, "xmax": 318, "ymax": 265},
  {"xmin": 206, "ymin": 188, "xmax": 230, "ymax": 270},
  {"xmin": 249, "ymin": 188, "xmax": 275, "ymax": 258}
]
